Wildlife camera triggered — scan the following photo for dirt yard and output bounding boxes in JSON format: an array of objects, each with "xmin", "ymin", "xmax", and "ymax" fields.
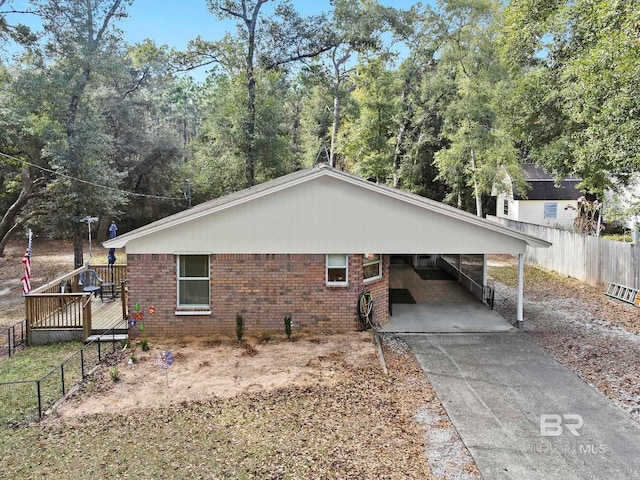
[
  {"xmin": 0, "ymin": 332, "xmax": 480, "ymax": 479},
  {"xmin": 57, "ymin": 333, "xmax": 395, "ymax": 416},
  {"xmin": 0, "ymin": 239, "xmax": 77, "ymax": 327}
]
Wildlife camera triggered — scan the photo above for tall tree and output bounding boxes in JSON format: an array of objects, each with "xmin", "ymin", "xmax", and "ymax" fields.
[
  {"xmin": 32, "ymin": 0, "xmax": 130, "ymax": 266},
  {"xmin": 431, "ymin": 0, "xmax": 519, "ymax": 215},
  {"xmin": 392, "ymin": 5, "xmax": 450, "ymax": 195},
  {"xmin": 188, "ymin": 67, "xmax": 293, "ymax": 201},
  {"xmin": 501, "ymin": 0, "xmax": 640, "ymax": 197},
  {"xmin": 181, "ymin": 0, "xmax": 332, "ymax": 187},
  {"xmin": 300, "ymin": 0, "xmax": 409, "ymax": 168},
  {"xmin": 339, "ymin": 56, "xmax": 398, "ymax": 181}
]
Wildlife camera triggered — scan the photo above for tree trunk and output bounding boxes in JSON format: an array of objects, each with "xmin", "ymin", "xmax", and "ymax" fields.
[
  {"xmin": 0, "ymin": 168, "xmax": 43, "ymax": 257},
  {"xmin": 329, "ymin": 95, "xmax": 340, "ymax": 168},
  {"xmin": 470, "ymin": 148, "xmax": 483, "ymax": 217},
  {"xmin": 243, "ymin": 1, "xmax": 265, "ymax": 188},
  {"xmin": 73, "ymin": 224, "xmax": 84, "ymax": 268},
  {"xmin": 246, "ymin": 72, "xmax": 256, "ymax": 186}
]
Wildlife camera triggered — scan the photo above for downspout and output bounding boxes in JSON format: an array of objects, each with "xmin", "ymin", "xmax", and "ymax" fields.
[{"xmin": 517, "ymin": 253, "xmax": 524, "ymax": 328}]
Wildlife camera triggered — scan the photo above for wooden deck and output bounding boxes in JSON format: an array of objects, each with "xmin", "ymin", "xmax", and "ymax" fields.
[
  {"xmin": 90, "ymin": 297, "xmax": 127, "ymax": 333},
  {"xmin": 26, "ymin": 264, "xmax": 129, "ymax": 344},
  {"xmin": 31, "ymin": 295, "xmax": 126, "ymax": 333}
]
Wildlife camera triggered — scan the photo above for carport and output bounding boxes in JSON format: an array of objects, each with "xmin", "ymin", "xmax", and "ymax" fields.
[{"xmin": 381, "ymin": 258, "xmax": 516, "ymax": 333}]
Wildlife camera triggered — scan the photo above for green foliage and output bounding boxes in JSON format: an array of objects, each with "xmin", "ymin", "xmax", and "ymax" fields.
[
  {"xmin": 501, "ymin": 0, "xmax": 640, "ymax": 196},
  {"xmin": 284, "ymin": 315, "xmax": 292, "ymax": 340},
  {"xmin": 429, "ymin": 0, "xmax": 520, "ymax": 215},
  {"xmin": 139, "ymin": 339, "xmax": 150, "ymax": 352},
  {"xmin": 109, "ymin": 366, "xmax": 121, "ymax": 382},
  {"xmin": 339, "ymin": 56, "xmax": 397, "ymax": 181},
  {"xmin": 235, "ymin": 312, "xmax": 244, "ymax": 343},
  {"xmin": 187, "ymin": 69, "xmax": 294, "ymax": 201},
  {"xmin": 3, "ymin": 0, "xmax": 639, "ymax": 239}
]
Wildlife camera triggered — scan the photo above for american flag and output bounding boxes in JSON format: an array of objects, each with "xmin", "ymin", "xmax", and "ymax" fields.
[{"xmin": 20, "ymin": 230, "xmax": 33, "ymax": 295}]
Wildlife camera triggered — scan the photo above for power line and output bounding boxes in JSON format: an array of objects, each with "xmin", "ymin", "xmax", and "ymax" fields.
[{"xmin": 0, "ymin": 151, "xmax": 186, "ymax": 201}]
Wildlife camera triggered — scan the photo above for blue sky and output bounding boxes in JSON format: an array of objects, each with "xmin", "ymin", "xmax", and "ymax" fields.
[
  {"xmin": 3, "ymin": 1, "xmax": 430, "ymax": 80},
  {"xmin": 120, "ymin": 0, "xmax": 426, "ymax": 80},
  {"xmin": 121, "ymin": 1, "xmax": 425, "ymax": 50}
]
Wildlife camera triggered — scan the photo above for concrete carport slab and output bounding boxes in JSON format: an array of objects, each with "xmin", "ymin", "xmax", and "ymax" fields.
[
  {"xmin": 380, "ymin": 303, "xmax": 517, "ymax": 333},
  {"xmin": 402, "ymin": 333, "xmax": 640, "ymax": 479},
  {"xmin": 383, "ymin": 263, "xmax": 516, "ymax": 333}
]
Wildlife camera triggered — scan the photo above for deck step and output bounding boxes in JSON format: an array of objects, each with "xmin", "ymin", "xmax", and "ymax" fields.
[{"xmin": 85, "ymin": 333, "xmax": 128, "ymax": 343}]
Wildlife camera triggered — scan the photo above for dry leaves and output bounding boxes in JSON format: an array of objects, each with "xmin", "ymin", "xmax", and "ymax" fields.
[{"xmin": 491, "ymin": 262, "xmax": 640, "ymax": 422}]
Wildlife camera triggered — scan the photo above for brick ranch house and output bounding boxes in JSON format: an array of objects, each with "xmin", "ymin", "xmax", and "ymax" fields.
[{"xmin": 104, "ymin": 165, "xmax": 550, "ymax": 337}]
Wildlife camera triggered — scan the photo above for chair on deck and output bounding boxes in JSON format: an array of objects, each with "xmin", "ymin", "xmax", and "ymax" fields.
[{"xmin": 78, "ymin": 270, "xmax": 104, "ymax": 300}]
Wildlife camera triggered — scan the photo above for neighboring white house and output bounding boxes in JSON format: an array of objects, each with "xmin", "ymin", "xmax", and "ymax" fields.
[
  {"xmin": 495, "ymin": 164, "xmax": 582, "ymax": 229},
  {"xmin": 604, "ymin": 173, "xmax": 640, "ymax": 241}
]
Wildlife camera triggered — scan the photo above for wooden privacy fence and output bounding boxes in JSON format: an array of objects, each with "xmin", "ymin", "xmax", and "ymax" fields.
[{"xmin": 489, "ymin": 217, "xmax": 640, "ymax": 289}]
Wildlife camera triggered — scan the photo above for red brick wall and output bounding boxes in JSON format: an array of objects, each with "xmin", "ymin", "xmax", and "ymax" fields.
[{"xmin": 127, "ymin": 253, "xmax": 389, "ymax": 338}]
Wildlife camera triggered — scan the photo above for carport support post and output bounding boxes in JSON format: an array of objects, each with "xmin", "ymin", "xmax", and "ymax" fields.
[
  {"xmin": 482, "ymin": 254, "xmax": 488, "ymax": 286},
  {"xmin": 517, "ymin": 253, "xmax": 524, "ymax": 328}
]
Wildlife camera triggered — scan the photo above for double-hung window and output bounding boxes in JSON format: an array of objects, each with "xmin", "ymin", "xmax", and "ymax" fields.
[
  {"xmin": 544, "ymin": 202, "xmax": 558, "ymax": 219},
  {"xmin": 177, "ymin": 255, "xmax": 210, "ymax": 307},
  {"xmin": 326, "ymin": 254, "xmax": 348, "ymax": 286},
  {"xmin": 363, "ymin": 254, "xmax": 382, "ymax": 282}
]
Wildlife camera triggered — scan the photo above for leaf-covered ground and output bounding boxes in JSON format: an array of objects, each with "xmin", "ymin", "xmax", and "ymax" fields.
[{"xmin": 0, "ymin": 335, "xmax": 479, "ymax": 479}]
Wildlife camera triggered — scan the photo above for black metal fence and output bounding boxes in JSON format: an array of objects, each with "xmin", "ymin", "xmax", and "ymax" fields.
[
  {"xmin": 0, "ymin": 320, "xmax": 27, "ymax": 359},
  {"xmin": 0, "ymin": 323, "xmax": 126, "ymax": 424}
]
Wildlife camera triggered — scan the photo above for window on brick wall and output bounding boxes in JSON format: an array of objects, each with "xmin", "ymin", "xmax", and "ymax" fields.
[
  {"xmin": 363, "ymin": 254, "xmax": 382, "ymax": 282},
  {"xmin": 326, "ymin": 254, "xmax": 348, "ymax": 286},
  {"xmin": 177, "ymin": 255, "xmax": 210, "ymax": 307}
]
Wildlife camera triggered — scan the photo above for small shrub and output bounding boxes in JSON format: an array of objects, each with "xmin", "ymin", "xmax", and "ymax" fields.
[
  {"xmin": 236, "ymin": 313, "xmax": 244, "ymax": 343},
  {"xmin": 139, "ymin": 339, "xmax": 149, "ymax": 351},
  {"xmin": 284, "ymin": 315, "xmax": 293, "ymax": 341},
  {"xmin": 257, "ymin": 331, "xmax": 272, "ymax": 343},
  {"xmin": 109, "ymin": 366, "xmax": 120, "ymax": 382}
]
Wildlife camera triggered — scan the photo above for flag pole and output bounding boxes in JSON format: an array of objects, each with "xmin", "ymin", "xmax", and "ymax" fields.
[{"xmin": 21, "ymin": 229, "xmax": 33, "ymax": 295}]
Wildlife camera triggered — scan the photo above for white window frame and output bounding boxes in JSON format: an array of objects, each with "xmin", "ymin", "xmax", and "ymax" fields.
[
  {"xmin": 326, "ymin": 254, "xmax": 348, "ymax": 286},
  {"xmin": 544, "ymin": 202, "xmax": 558, "ymax": 219},
  {"xmin": 176, "ymin": 254, "xmax": 210, "ymax": 308},
  {"xmin": 363, "ymin": 254, "xmax": 382, "ymax": 283},
  {"xmin": 503, "ymin": 198, "xmax": 509, "ymax": 215}
]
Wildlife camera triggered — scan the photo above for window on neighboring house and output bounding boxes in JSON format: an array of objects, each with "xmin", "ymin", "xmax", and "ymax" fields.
[
  {"xmin": 363, "ymin": 254, "xmax": 382, "ymax": 282},
  {"xmin": 326, "ymin": 254, "xmax": 348, "ymax": 286},
  {"xmin": 544, "ymin": 202, "xmax": 558, "ymax": 219},
  {"xmin": 177, "ymin": 255, "xmax": 210, "ymax": 307},
  {"xmin": 503, "ymin": 199, "xmax": 509, "ymax": 215}
]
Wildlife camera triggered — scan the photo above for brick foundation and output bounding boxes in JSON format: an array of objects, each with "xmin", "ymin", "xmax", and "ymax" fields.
[{"xmin": 127, "ymin": 254, "xmax": 389, "ymax": 338}]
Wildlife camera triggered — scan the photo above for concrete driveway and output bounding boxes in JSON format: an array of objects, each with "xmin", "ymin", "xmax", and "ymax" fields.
[{"xmin": 402, "ymin": 333, "xmax": 640, "ymax": 479}]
